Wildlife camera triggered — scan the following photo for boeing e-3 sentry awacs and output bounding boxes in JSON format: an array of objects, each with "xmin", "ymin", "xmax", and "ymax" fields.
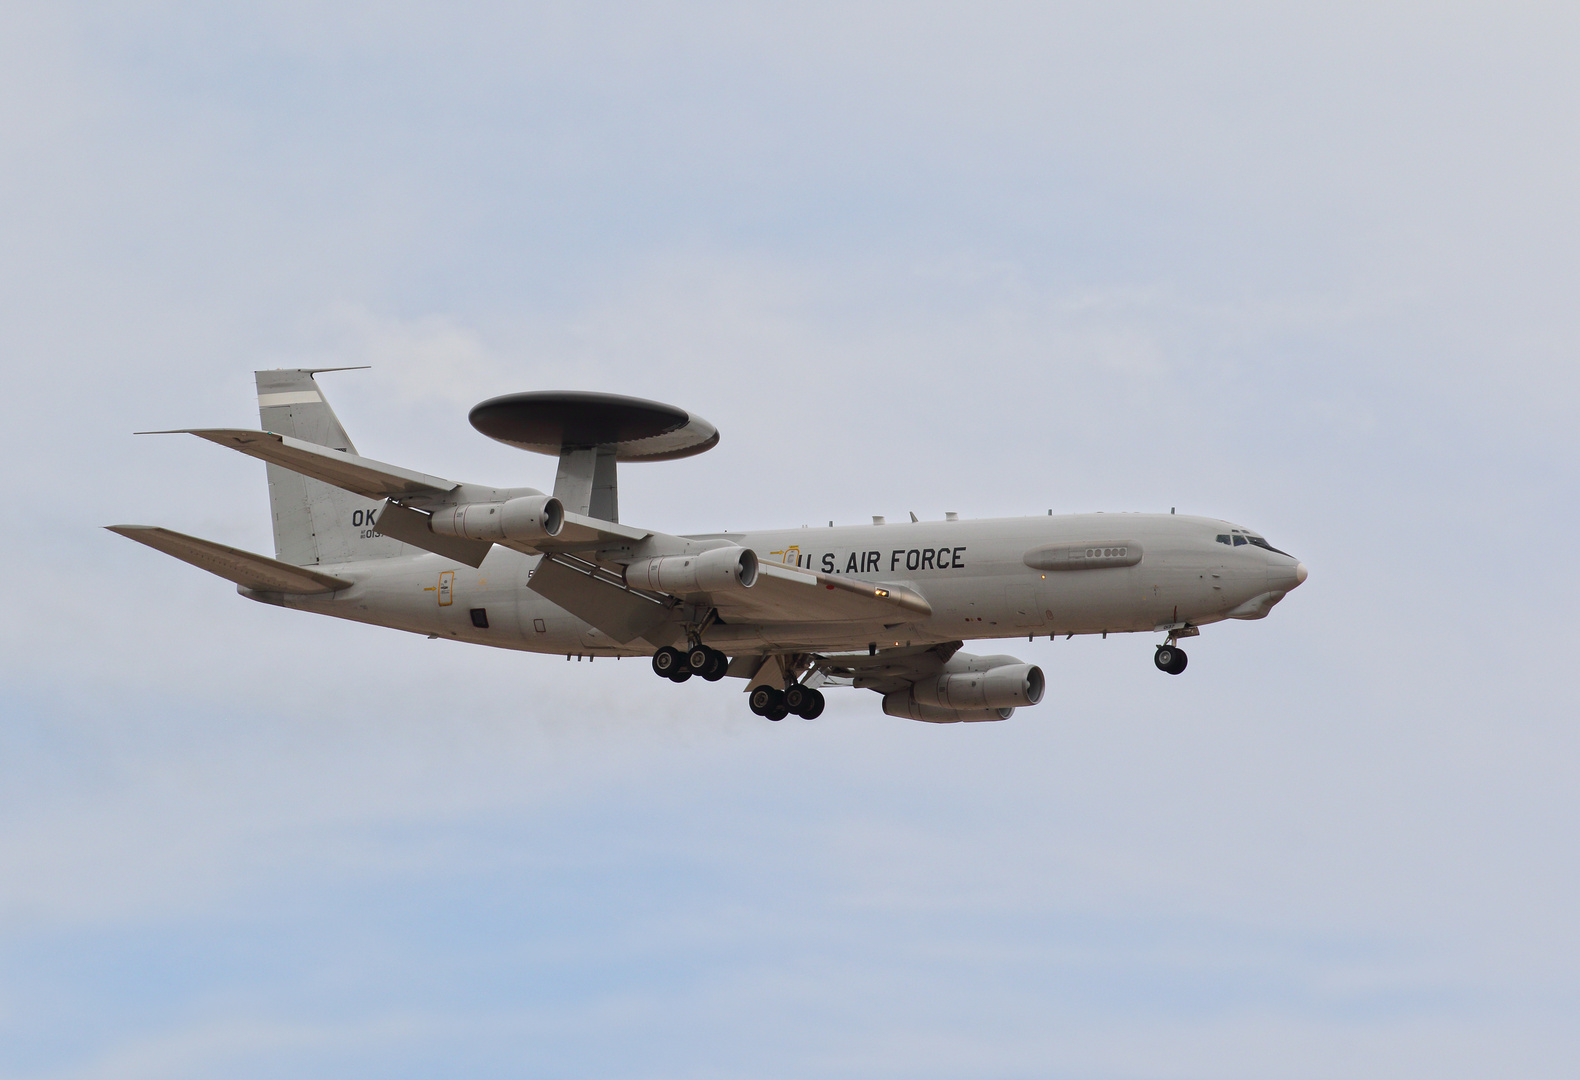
[{"xmin": 111, "ymin": 370, "xmax": 1307, "ymax": 722}]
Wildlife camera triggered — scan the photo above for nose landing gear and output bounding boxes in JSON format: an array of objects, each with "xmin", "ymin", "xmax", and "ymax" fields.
[
  {"xmin": 1152, "ymin": 623, "xmax": 1197, "ymax": 676},
  {"xmin": 1154, "ymin": 644, "xmax": 1188, "ymax": 675}
]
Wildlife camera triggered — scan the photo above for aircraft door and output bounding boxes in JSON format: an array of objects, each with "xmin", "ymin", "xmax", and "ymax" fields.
[{"xmin": 1005, "ymin": 582, "xmax": 1046, "ymax": 628}]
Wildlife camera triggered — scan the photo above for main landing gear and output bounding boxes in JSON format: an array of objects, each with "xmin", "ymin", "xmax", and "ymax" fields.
[
  {"xmin": 748, "ymin": 683, "xmax": 825, "ymax": 722},
  {"xmin": 653, "ymin": 642, "xmax": 825, "ymax": 721},
  {"xmin": 652, "ymin": 644, "xmax": 728, "ymax": 683}
]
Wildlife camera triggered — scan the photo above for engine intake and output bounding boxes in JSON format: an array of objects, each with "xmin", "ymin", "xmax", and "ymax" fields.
[
  {"xmin": 624, "ymin": 546, "xmax": 758, "ymax": 594},
  {"xmin": 428, "ymin": 495, "xmax": 564, "ymax": 542}
]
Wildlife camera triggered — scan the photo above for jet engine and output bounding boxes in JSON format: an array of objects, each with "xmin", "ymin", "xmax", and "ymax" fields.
[
  {"xmin": 624, "ymin": 546, "xmax": 758, "ymax": 594},
  {"xmin": 881, "ymin": 695, "xmax": 1016, "ymax": 724},
  {"xmin": 912, "ymin": 662, "xmax": 1044, "ymax": 711},
  {"xmin": 428, "ymin": 495, "xmax": 564, "ymax": 542},
  {"xmin": 882, "ymin": 655, "xmax": 1045, "ymax": 724}
]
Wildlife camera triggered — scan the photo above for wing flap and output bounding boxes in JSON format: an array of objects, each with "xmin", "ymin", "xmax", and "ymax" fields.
[
  {"xmin": 144, "ymin": 429, "xmax": 457, "ymax": 499},
  {"xmin": 527, "ymin": 555, "xmax": 672, "ymax": 643},
  {"xmin": 107, "ymin": 525, "xmax": 351, "ymax": 594}
]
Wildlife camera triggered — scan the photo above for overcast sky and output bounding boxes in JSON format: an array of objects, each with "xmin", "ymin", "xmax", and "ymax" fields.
[{"xmin": 3, "ymin": 4, "xmax": 1579, "ymax": 1078}]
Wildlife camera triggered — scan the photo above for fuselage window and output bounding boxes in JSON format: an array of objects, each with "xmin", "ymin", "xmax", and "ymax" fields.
[{"xmin": 1246, "ymin": 535, "xmax": 1291, "ymax": 556}]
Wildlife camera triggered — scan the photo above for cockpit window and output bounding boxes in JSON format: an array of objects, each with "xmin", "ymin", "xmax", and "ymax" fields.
[
  {"xmin": 1233, "ymin": 535, "xmax": 1247, "ymax": 546},
  {"xmin": 1216, "ymin": 534, "xmax": 1231, "ymax": 545},
  {"xmin": 1246, "ymin": 535, "xmax": 1291, "ymax": 556}
]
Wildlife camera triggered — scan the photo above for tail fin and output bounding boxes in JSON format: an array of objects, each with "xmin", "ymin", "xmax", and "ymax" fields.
[{"xmin": 256, "ymin": 368, "xmax": 409, "ymax": 566}]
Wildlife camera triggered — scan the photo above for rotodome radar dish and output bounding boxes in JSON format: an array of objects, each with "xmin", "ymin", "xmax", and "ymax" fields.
[{"xmin": 468, "ymin": 391, "xmax": 719, "ymax": 462}]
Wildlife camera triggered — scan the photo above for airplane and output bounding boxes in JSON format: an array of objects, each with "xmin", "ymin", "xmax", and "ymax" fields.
[{"xmin": 110, "ymin": 369, "xmax": 1307, "ymax": 723}]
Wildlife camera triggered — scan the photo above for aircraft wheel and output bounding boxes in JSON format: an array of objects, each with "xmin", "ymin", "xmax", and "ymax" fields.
[
  {"xmin": 750, "ymin": 686, "xmax": 787, "ymax": 719},
  {"xmin": 797, "ymin": 688, "xmax": 825, "ymax": 720},
  {"xmin": 652, "ymin": 646, "xmax": 684, "ymax": 678},
  {"xmin": 784, "ymin": 685, "xmax": 809, "ymax": 714},
  {"xmin": 669, "ymin": 667, "xmax": 693, "ymax": 683},
  {"xmin": 702, "ymin": 649, "xmax": 729, "ymax": 681},
  {"xmin": 686, "ymin": 645, "xmax": 713, "ymax": 672},
  {"xmin": 1155, "ymin": 645, "xmax": 1188, "ymax": 675}
]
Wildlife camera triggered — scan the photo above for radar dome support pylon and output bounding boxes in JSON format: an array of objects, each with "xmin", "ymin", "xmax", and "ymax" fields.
[{"xmin": 467, "ymin": 391, "xmax": 720, "ymax": 524}]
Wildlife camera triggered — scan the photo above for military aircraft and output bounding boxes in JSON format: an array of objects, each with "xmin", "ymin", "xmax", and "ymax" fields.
[{"xmin": 110, "ymin": 369, "xmax": 1307, "ymax": 722}]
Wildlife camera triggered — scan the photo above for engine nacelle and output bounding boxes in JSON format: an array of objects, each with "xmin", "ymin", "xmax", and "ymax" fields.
[
  {"xmin": 428, "ymin": 495, "xmax": 564, "ymax": 543},
  {"xmin": 881, "ymin": 655, "xmax": 1045, "ymax": 724},
  {"xmin": 912, "ymin": 662, "xmax": 1044, "ymax": 711},
  {"xmin": 624, "ymin": 546, "xmax": 758, "ymax": 594},
  {"xmin": 881, "ymin": 694, "xmax": 1015, "ymax": 724}
]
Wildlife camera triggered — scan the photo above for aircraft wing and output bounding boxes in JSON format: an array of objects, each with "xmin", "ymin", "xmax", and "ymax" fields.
[
  {"xmin": 811, "ymin": 641, "xmax": 962, "ymax": 692},
  {"xmin": 107, "ymin": 525, "xmax": 352, "ymax": 594},
  {"xmin": 156, "ymin": 429, "xmax": 649, "ymax": 562},
  {"xmin": 143, "ymin": 429, "xmax": 458, "ymax": 499},
  {"xmin": 535, "ymin": 513, "xmax": 652, "ymax": 553},
  {"xmin": 708, "ymin": 561, "xmax": 933, "ymax": 624}
]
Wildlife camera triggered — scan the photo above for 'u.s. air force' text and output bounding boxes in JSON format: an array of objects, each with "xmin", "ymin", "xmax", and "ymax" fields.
[{"xmin": 799, "ymin": 547, "xmax": 967, "ymax": 574}]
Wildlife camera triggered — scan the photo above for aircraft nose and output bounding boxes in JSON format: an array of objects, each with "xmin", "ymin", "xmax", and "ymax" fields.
[{"xmin": 1295, "ymin": 562, "xmax": 1308, "ymax": 586}]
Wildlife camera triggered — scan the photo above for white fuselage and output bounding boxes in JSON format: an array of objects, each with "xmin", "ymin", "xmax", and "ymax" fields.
[{"xmin": 260, "ymin": 513, "xmax": 1304, "ymax": 657}]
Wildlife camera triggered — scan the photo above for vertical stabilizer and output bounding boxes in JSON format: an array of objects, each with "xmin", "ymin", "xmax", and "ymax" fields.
[{"xmin": 256, "ymin": 368, "xmax": 410, "ymax": 566}]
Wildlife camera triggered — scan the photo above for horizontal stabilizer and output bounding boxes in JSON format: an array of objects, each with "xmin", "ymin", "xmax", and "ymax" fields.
[
  {"xmin": 107, "ymin": 525, "xmax": 352, "ymax": 594},
  {"xmin": 142, "ymin": 429, "xmax": 457, "ymax": 500}
]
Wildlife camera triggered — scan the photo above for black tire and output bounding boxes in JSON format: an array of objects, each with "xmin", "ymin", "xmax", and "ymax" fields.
[
  {"xmin": 652, "ymin": 646, "xmax": 683, "ymax": 677},
  {"xmin": 1154, "ymin": 646, "xmax": 1176, "ymax": 673},
  {"xmin": 686, "ymin": 645, "xmax": 712, "ymax": 672},
  {"xmin": 797, "ymin": 688, "xmax": 825, "ymax": 720},
  {"xmin": 1167, "ymin": 648, "xmax": 1188, "ymax": 675},
  {"xmin": 749, "ymin": 685, "xmax": 777, "ymax": 715},
  {"xmin": 752, "ymin": 686, "xmax": 787, "ymax": 720},
  {"xmin": 784, "ymin": 685, "xmax": 809, "ymax": 713},
  {"xmin": 669, "ymin": 668, "xmax": 692, "ymax": 683},
  {"xmin": 702, "ymin": 650, "xmax": 729, "ymax": 681}
]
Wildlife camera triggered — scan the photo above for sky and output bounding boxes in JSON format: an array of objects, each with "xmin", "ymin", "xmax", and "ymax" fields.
[{"xmin": 2, "ymin": 3, "xmax": 1578, "ymax": 1077}]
